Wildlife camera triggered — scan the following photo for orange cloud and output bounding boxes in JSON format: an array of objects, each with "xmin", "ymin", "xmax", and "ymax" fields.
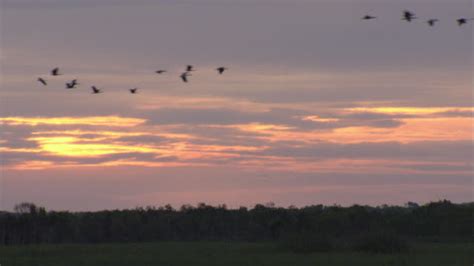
[
  {"xmin": 28, "ymin": 136, "xmax": 162, "ymax": 157},
  {"xmin": 229, "ymin": 107, "xmax": 472, "ymax": 144},
  {"xmin": 1, "ymin": 106, "xmax": 471, "ymax": 171},
  {"xmin": 302, "ymin": 115, "xmax": 340, "ymax": 123},
  {"xmin": 345, "ymin": 107, "xmax": 474, "ymax": 115},
  {"xmin": 0, "ymin": 116, "xmax": 145, "ymax": 127},
  {"xmin": 316, "ymin": 117, "xmax": 472, "ymax": 144}
]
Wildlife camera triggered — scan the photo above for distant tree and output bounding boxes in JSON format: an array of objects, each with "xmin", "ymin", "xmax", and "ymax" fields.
[
  {"xmin": 14, "ymin": 202, "xmax": 41, "ymax": 214},
  {"xmin": 405, "ymin": 202, "xmax": 420, "ymax": 208},
  {"xmin": 0, "ymin": 200, "xmax": 472, "ymax": 246}
]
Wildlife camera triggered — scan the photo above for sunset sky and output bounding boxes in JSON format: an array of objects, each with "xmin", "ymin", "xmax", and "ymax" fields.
[{"xmin": 1, "ymin": 0, "xmax": 472, "ymax": 211}]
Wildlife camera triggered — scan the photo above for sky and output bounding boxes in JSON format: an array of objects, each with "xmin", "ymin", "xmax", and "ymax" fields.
[{"xmin": 0, "ymin": 0, "xmax": 472, "ymax": 211}]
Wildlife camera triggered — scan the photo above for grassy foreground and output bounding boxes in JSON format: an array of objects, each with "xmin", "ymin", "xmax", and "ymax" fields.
[{"xmin": 0, "ymin": 242, "xmax": 472, "ymax": 266}]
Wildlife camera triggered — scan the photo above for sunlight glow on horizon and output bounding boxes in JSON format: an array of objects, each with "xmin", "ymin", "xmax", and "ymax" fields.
[{"xmin": 1, "ymin": 105, "xmax": 471, "ymax": 170}]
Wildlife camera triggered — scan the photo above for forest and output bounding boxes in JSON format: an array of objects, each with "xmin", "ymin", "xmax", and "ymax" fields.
[{"xmin": 1, "ymin": 200, "xmax": 472, "ymax": 247}]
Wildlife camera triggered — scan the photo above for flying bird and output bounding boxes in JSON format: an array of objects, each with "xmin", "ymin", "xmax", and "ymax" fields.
[
  {"xmin": 66, "ymin": 82, "xmax": 76, "ymax": 89},
  {"xmin": 186, "ymin": 65, "xmax": 195, "ymax": 72},
  {"xmin": 457, "ymin": 18, "xmax": 473, "ymax": 26},
  {"xmin": 362, "ymin": 15, "xmax": 377, "ymax": 20},
  {"xmin": 402, "ymin": 10, "xmax": 417, "ymax": 22},
  {"xmin": 91, "ymin": 86, "xmax": 102, "ymax": 94},
  {"xmin": 427, "ymin": 19, "xmax": 439, "ymax": 26},
  {"xmin": 65, "ymin": 79, "xmax": 79, "ymax": 89},
  {"xmin": 180, "ymin": 72, "xmax": 191, "ymax": 83},
  {"xmin": 155, "ymin": 70, "xmax": 166, "ymax": 74},
  {"xmin": 51, "ymin": 67, "xmax": 61, "ymax": 76},
  {"xmin": 216, "ymin": 67, "xmax": 228, "ymax": 75},
  {"xmin": 129, "ymin": 88, "xmax": 138, "ymax": 94},
  {"xmin": 37, "ymin": 78, "xmax": 47, "ymax": 86}
]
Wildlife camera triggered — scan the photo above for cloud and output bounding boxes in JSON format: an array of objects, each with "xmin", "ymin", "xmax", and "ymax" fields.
[
  {"xmin": 0, "ymin": 106, "xmax": 471, "ymax": 171},
  {"xmin": 253, "ymin": 140, "xmax": 473, "ymax": 162},
  {"xmin": 345, "ymin": 107, "xmax": 474, "ymax": 116},
  {"xmin": 143, "ymin": 107, "xmax": 404, "ymax": 131},
  {"xmin": 0, "ymin": 116, "xmax": 145, "ymax": 127}
]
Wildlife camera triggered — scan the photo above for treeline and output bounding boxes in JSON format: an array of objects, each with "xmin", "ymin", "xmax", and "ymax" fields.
[{"xmin": 0, "ymin": 200, "xmax": 472, "ymax": 245}]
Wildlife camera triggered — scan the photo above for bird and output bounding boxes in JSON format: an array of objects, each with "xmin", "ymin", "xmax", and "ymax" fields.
[
  {"xmin": 37, "ymin": 78, "xmax": 47, "ymax": 86},
  {"xmin": 91, "ymin": 86, "xmax": 102, "ymax": 94},
  {"xmin": 186, "ymin": 65, "xmax": 195, "ymax": 72},
  {"xmin": 362, "ymin": 15, "xmax": 377, "ymax": 20},
  {"xmin": 427, "ymin": 19, "xmax": 439, "ymax": 26},
  {"xmin": 155, "ymin": 70, "xmax": 166, "ymax": 74},
  {"xmin": 457, "ymin": 18, "xmax": 473, "ymax": 26},
  {"xmin": 129, "ymin": 88, "xmax": 138, "ymax": 94},
  {"xmin": 51, "ymin": 67, "xmax": 61, "ymax": 76},
  {"xmin": 402, "ymin": 10, "xmax": 417, "ymax": 22},
  {"xmin": 65, "ymin": 82, "xmax": 76, "ymax": 89},
  {"xmin": 180, "ymin": 72, "xmax": 191, "ymax": 83},
  {"xmin": 216, "ymin": 67, "xmax": 228, "ymax": 75},
  {"xmin": 65, "ymin": 79, "xmax": 79, "ymax": 89}
]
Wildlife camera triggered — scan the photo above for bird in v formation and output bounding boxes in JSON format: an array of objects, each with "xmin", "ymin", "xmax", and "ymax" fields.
[
  {"xmin": 37, "ymin": 64, "xmax": 229, "ymax": 93},
  {"xmin": 363, "ymin": 10, "xmax": 472, "ymax": 27},
  {"xmin": 36, "ymin": 10, "xmax": 473, "ymax": 92}
]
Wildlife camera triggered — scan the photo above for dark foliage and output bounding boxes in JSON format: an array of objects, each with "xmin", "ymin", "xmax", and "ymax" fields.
[
  {"xmin": 0, "ymin": 200, "xmax": 472, "ymax": 246},
  {"xmin": 352, "ymin": 232, "xmax": 410, "ymax": 254}
]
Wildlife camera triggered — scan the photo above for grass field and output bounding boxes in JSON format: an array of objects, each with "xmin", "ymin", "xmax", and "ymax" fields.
[{"xmin": 0, "ymin": 242, "xmax": 472, "ymax": 266}]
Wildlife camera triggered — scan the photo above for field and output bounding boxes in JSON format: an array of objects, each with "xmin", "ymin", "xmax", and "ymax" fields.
[{"xmin": 0, "ymin": 242, "xmax": 472, "ymax": 266}]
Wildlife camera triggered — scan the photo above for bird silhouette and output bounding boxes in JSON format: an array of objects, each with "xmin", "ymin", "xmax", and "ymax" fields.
[
  {"xmin": 91, "ymin": 86, "xmax": 102, "ymax": 94},
  {"xmin": 457, "ymin": 18, "xmax": 473, "ymax": 26},
  {"xmin": 37, "ymin": 78, "xmax": 47, "ymax": 86},
  {"xmin": 155, "ymin": 70, "xmax": 166, "ymax": 74},
  {"xmin": 51, "ymin": 68, "xmax": 61, "ymax": 76},
  {"xmin": 402, "ymin": 10, "xmax": 417, "ymax": 22},
  {"xmin": 427, "ymin": 19, "xmax": 439, "ymax": 26},
  {"xmin": 186, "ymin": 65, "xmax": 194, "ymax": 72},
  {"xmin": 65, "ymin": 79, "xmax": 79, "ymax": 89},
  {"xmin": 180, "ymin": 72, "xmax": 191, "ymax": 83},
  {"xmin": 362, "ymin": 15, "xmax": 377, "ymax": 20},
  {"xmin": 217, "ymin": 67, "xmax": 228, "ymax": 75},
  {"xmin": 129, "ymin": 88, "xmax": 138, "ymax": 94}
]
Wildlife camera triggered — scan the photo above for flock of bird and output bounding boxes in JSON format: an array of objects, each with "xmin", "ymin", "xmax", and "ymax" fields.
[
  {"xmin": 36, "ymin": 65, "xmax": 228, "ymax": 94},
  {"xmin": 362, "ymin": 10, "xmax": 473, "ymax": 26},
  {"xmin": 36, "ymin": 10, "xmax": 472, "ymax": 93}
]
